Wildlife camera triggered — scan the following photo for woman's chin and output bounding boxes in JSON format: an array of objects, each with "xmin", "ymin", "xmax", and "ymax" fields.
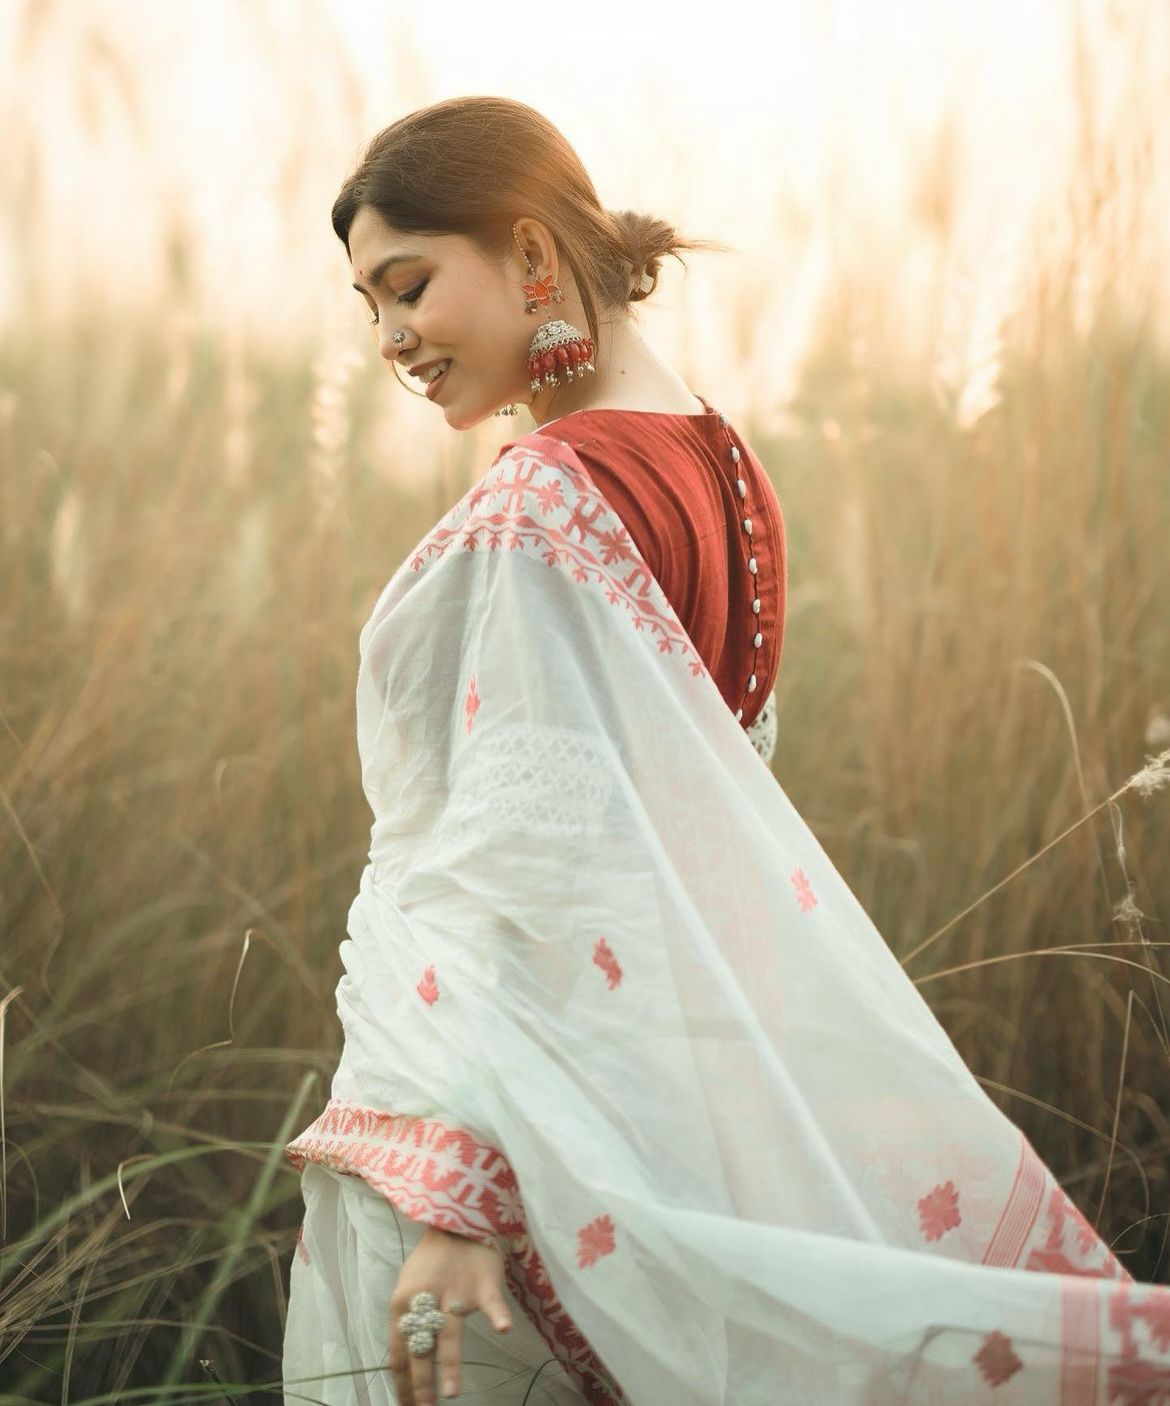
[
  {"xmin": 447, "ymin": 408, "xmax": 488, "ymax": 432},
  {"xmin": 445, "ymin": 390, "xmax": 527, "ymax": 432}
]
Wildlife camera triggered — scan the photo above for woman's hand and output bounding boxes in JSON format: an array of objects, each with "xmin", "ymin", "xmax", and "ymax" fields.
[{"xmin": 388, "ymin": 1224, "xmax": 513, "ymax": 1405}]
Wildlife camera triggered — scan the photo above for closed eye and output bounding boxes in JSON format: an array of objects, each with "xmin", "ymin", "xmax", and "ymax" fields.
[
  {"xmin": 363, "ymin": 279, "xmax": 428, "ymax": 327},
  {"xmin": 397, "ymin": 279, "xmax": 428, "ymax": 307}
]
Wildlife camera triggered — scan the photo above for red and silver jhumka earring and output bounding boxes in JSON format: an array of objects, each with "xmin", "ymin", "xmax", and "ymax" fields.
[{"xmin": 495, "ymin": 224, "xmax": 596, "ymax": 416}]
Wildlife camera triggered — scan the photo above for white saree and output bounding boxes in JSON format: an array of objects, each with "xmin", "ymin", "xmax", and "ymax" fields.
[{"xmin": 283, "ymin": 428, "xmax": 1170, "ymax": 1405}]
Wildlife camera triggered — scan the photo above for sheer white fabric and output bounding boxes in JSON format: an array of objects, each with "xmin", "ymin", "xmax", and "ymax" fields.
[
  {"xmin": 284, "ymin": 1161, "xmax": 587, "ymax": 1404},
  {"xmin": 284, "ymin": 431, "xmax": 1170, "ymax": 1405}
]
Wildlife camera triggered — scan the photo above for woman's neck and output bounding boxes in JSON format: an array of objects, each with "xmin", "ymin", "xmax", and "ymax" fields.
[{"xmin": 529, "ymin": 315, "xmax": 701, "ymax": 426}]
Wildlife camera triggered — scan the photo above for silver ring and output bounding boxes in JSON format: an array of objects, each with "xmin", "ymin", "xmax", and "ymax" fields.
[
  {"xmin": 399, "ymin": 1289, "xmax": 446, "ymax": 1356},
  {"xmin": 392, "ymin": 330, "xmax": 406, "ymax": 346}
]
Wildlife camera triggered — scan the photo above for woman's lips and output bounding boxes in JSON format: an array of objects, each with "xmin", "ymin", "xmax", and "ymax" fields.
[{"xmin": 425, "ymin": 362, "xmax": 451, "ymax": 400}]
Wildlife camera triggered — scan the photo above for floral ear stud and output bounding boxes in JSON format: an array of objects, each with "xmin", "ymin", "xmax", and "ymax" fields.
[{"xmin": 521, "ymin": 271, "xmax": 563, "ymax": 313}]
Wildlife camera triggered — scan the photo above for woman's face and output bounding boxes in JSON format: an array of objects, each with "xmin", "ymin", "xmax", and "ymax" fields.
[{"xmin": 348, "ymin": 205, "xmax": 540, "ymax": 430}]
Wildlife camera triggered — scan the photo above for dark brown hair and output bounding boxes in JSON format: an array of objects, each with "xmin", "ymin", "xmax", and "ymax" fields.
[{"xmin": 331, "ymin": 96, "xmax": 729, "ymax": 347}]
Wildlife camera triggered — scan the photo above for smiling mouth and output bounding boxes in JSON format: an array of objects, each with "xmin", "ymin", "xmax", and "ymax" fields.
[{"xmin": 423, "ymin": 361, "xmax": 451, "ymax": 398}]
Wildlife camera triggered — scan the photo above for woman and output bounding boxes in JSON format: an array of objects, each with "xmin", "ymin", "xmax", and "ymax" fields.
[{"xmin": 282, "ymin": 98, "xmax": 1170, "ymax": 1406}]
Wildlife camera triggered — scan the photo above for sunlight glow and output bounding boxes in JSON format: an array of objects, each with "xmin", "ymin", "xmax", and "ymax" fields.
[{"xmin": 2, "ymin": 0, "xmax": 1168, "ymax": 443}]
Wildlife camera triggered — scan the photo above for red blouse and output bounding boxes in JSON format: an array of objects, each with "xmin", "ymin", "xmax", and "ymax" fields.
[{"xmin": 540, "ymin": 395, "xmax": 787, "ymax": 731}]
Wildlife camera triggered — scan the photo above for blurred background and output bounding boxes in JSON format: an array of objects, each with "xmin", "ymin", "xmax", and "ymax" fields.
[{"xmin": 2, "ymin": 0, "xmax": 1169, "ymax": 1398}]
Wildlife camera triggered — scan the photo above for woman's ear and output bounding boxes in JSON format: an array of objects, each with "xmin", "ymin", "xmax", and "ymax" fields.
[{"xmin": 512, "ymin": 216, "xmax": 558, "ymax": 281}]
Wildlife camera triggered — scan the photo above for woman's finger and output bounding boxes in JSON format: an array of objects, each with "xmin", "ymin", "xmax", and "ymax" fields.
[
  {"xmin": 483, "ymin": 1294, "xmax": 513, "ymax": 1335},
  {"xmin": 407, "ymin": 1327, "xmax": 440, "ymax": 1406},
  {"xmin": 387, "ymin": 1297, "xmax": 417, "ymax": 1406},
  {"xmin": 434, "ymin": 1306, "xmax": 466, "ymax": 1399}
]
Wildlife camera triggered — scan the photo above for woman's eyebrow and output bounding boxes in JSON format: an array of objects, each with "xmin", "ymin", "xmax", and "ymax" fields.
[{"xmin": 352, "ymin": 252, "xmax": 421, "ymax": 292}]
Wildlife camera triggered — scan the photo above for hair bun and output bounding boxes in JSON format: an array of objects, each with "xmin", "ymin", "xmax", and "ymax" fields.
[
  {"xmin": 619, "ymin": 256, "xmax": 655, "ymax": 297},
  {"xmin": 609, "ymin": 209, "xmax": 680, "ymax": 302}
]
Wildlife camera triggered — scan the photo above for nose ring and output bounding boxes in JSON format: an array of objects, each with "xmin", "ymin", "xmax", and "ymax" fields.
[{"xmin": 392, "ymin": 330, "xmax": 406, "ymax": 346}]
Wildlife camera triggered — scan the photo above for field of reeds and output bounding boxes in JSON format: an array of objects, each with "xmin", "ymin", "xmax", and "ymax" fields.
[{"xmin": 3, "ymin": 3, "xmax": 1170, "ymax": 1402}]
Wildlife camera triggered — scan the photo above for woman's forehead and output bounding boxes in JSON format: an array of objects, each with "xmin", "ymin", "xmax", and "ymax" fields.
[{"xmin": 349, "ymin": 211, "xmax": 460, "ymax": 280}]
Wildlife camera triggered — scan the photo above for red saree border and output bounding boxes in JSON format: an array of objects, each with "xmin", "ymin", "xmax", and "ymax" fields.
[
  {"xmin": 286, "ymin": 1096, "xmax": 522, "ymax": 1250},
  {"xmin": 982, "ymin": 1130, "xmax": 1132, "ymax": 1284},
  {"xmin": 982, "ymin": 1129, "xmax": 1049, "ymax": 1268},
  {"xmin": 405, "ymin": 439, "xmax": 711, "ymax": 684},
  {"xmin": 286, "ymin": 1097, "xmax": 628, "ymax": 1406},
  {"xmin": 976, "ymin": 1131, "xmax": 1170, "ymax": 1401},
  {"xmin": 1061, "ymin": 1279, "xmax": 1101, "ymax": 1406}
]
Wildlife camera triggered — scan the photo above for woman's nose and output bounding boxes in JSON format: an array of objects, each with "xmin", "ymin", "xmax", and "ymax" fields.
[{"xmin": 379, "ymin": 326, "xmax": 408, "ymax": 363}]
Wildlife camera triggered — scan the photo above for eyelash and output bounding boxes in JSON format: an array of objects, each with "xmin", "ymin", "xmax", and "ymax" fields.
[{"xmin": 368, "ymin": 279, "xmax": 428, "ymax": 325}]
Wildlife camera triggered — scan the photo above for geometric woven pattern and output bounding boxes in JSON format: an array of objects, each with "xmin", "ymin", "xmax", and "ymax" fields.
[
  {"xmin": 450, "ymin": 722, "xmax": 615, "ymax": 841},
  {"xmin": 745, "ymin": 686, "xmax": 777, "ymax": 766}
]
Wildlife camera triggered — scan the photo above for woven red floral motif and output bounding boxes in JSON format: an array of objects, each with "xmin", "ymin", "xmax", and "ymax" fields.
[
  {"xmin": 982, "ymin": 1134, "xmax": 1131, "ymax": 1281},
  {"xmin": 286, "ymin": 1101, "xmax": 525, "ymax": 1248},
  {"xmin": 973, "ymin": 1330, "xmax": 1023, "ymax": 1387},
  {"xmin": 464, "ymin": 673, "xmax": 481, "ymax": 734},
  {"xmin": 416, "ymin": 965, "xmax": 439, "ymax": 1006},
  {"xmin": 1108, "ymin": 1355, "xmax": 1170, "ymax": 1404},
  {"xmin": 577, "ymin": 1215, "xmax": 617, "ymax": 1269},
  {"xmin": 1107, "ymin": 1281, "xmax": 1170, "ymax": 1403},
  {"xmin": 918, "ymin": 1180, "xmax": 962, "ymax": 1242},
  {"xmin": 790, "ymin": 867, "xmax": 817, "ymax": 913},
  {"xmin": 592, "ymin": 937, "xmax": 623, "ymax": 990},
  {"xmin": 503, "ymin": 1229, "xmax": 627, "ymax": 1406},
  {"xmin": 1024, "ymin": 1182, "xmax": 1125, "ymax": 1279},
  {"xmin": 1139, "ymin": 1298, "xmax": 1170, "ymax": 1354},
  {"xmin": 407, "ymin": 446, "xmax": 709, "ymax": 680}
]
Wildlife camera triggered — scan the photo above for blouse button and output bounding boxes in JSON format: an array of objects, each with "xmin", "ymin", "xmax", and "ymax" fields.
[
  {"xmin": 730, "ymin": 446, "xmax": 741, "ymax": 463},
  {"xmin": 752, "ymin": 597, "xmax": 761, "ymax": 614},
  {"xmin": 748, "ymin": 674, "xmax": 757, "ymax": 692},
  {"xmin": 743, "ymin": 518, "xmax": 752, "ymax": 535},
  {"xmin": 736, "ymin": 478, "xmax": 747, "ymax": 498},
  {"xmin": 734, "ymin": 706, "xmax": 743, "ymax": 721},
  {"xmin": 754, "ymin": 631, "xmax": 763, "ymax": 648},
  {"xmin": 748, "ymin": 556, "xmax": 758, "ymax": 574},
  {"xmin": 719, "ymin": 413, "xmax": 729, "ymax": 427}
]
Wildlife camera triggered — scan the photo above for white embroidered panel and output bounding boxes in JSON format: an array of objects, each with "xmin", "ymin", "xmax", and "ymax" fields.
[{"xmin": 447, "ymin": 722, "xmax": 616, "ymax": 842}]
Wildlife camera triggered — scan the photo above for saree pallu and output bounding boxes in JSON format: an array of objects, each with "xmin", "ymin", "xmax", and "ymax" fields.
[{"xmin": 283, "ymin": 430, "xmax": 1170, "ymax": 1405}]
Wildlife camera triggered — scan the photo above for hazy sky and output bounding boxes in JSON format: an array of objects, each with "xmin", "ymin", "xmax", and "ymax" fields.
[{"xmin": 3, "ymin": 0, "xmax": 1167, "ymax": 419}]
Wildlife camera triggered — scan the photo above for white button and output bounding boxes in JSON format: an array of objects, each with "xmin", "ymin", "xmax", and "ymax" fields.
[
  {"xmin": 736, "ymin": 478, "xmax": 747, "ymax": 498},
  {"xmin": 754, "ymin": 631, "xmax": 763, "ymax": 648},
  {"xmin": 730, "ymin": 446, "xmax": 741, "ymax": 463},
  {"xmin": 734, "ymin": 706, "xmax": 743, "ymax": 720},
  {"xmin": 752, "ymin": 597, "xmax": 761, "ymax": 614},
  {"xmin": 748, "ymin": 674, "xmax": 757, "ymax": 692},
  {"xmin": 748, "ymin": 557, "xmax": 757, "ymax": 574},
  {"xmin": 743, "ymin": 518, "xmax": 752, "ymax": 534},
  {"xmin": 719, "ymin": 413, "xmax": 729, "ymax": 426}
]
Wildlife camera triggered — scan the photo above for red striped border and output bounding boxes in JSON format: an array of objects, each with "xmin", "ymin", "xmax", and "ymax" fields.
[
  {"xmin": 982, "ymin": 1130, "xmax": 1047, "ymax": 1268},
  {"xmin": 1060, "ymin": 1280, "xmax": 1101, "ymax": 1406}
]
